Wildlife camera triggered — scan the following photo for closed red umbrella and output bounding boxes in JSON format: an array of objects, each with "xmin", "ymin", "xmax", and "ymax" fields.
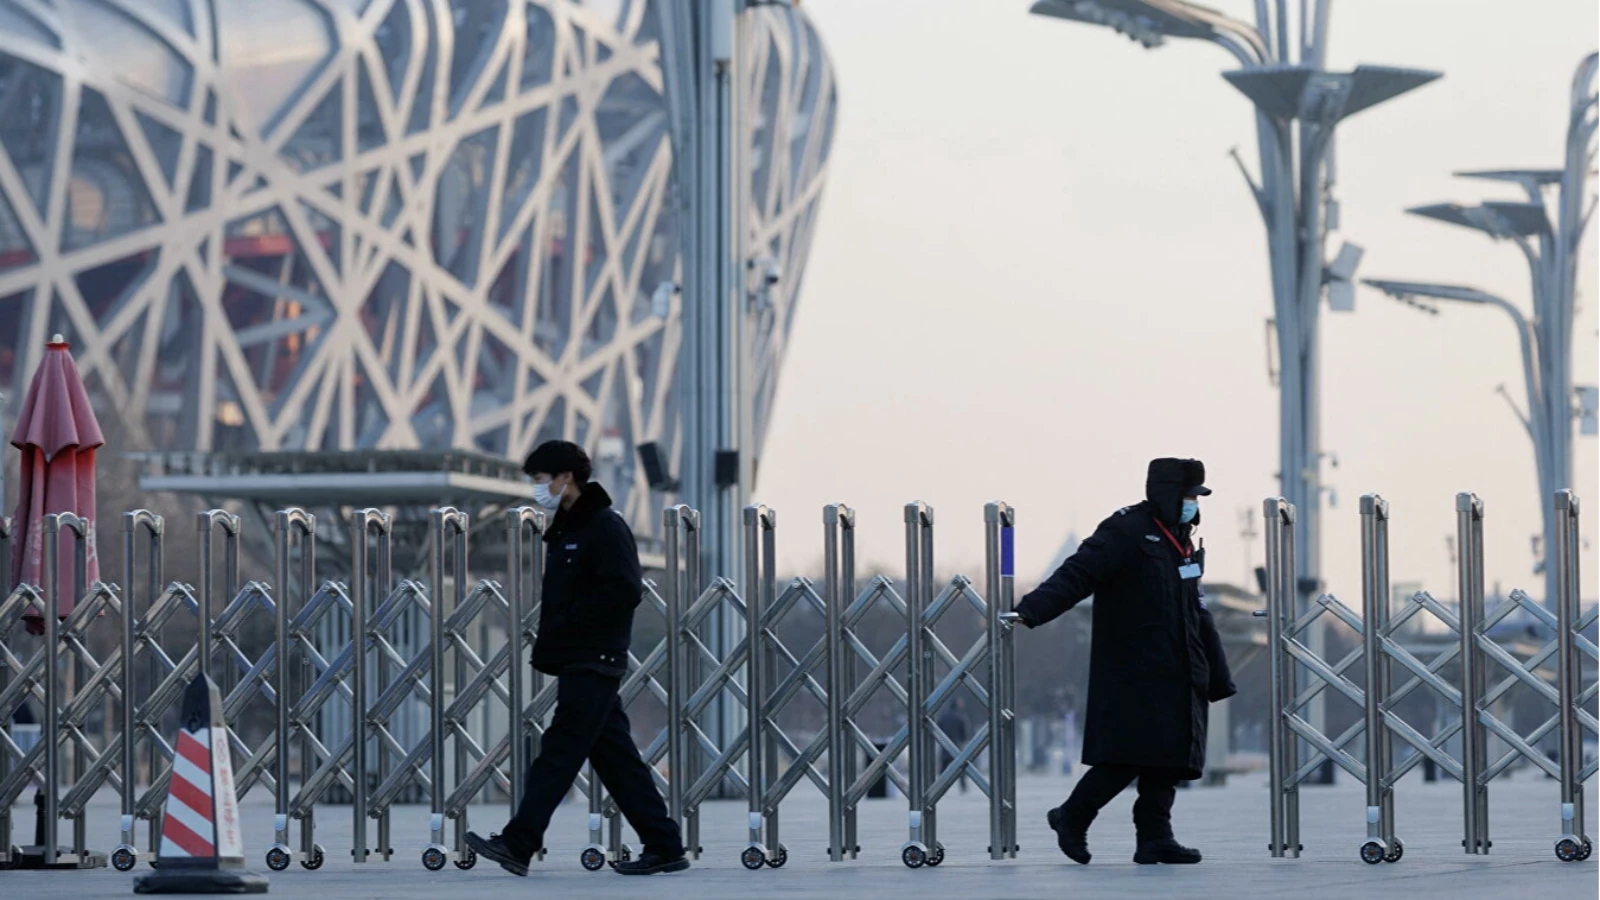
[{"xmin": 10, "ymin": 334, "xmax": 103, "ymax": 633}]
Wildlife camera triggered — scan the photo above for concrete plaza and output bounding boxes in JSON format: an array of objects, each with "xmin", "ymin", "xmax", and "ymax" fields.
[{"xmin": 4, "ymin": 766, "xmax": 1596, "ymax": 899}]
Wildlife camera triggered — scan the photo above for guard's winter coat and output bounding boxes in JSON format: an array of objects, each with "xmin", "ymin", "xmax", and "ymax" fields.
[
  {"xmin": 529, "ymin": 484, "xmax": 642, "ymax": 677},
  {"xmin": 1015, "ymin": 468, "xmax": 1236, "ymax": 779}
]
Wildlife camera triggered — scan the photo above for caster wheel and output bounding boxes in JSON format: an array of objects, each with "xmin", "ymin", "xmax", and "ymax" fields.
[
  {"xmin": 112, "ymin": 847, "xmax": 137, "ymax": 872},
  {"xmin": 766, "ymin": 843, "xmax": 788, "ymax": 868},
  {"xmin": 301, "ymin": 844, "xmax": 325, "ymax": 870},
  {"xmin": 422, "ymin": 846, "xmax": 448, "ymax": 871},
  {"xmin": 902, "ymin": 843, "xmax": 927, "ymax": 869},
  {"xmin": 1360, "ymin": 841, "xmax": 1386, "ymax": 865},
  {"xmin": 581, "ymin": 847, "xmax": 606, "ymax": 871},
  {"xmin": 1384, "ymin": 838, "xmax": 1404, "ymax": 863},
  {"xmin": 266, "ymin": 846, "xmax": 292, "ymax": 872},
  {"xmin": 1579, "ymin": 840, "xmax": 1592, "ymax": 862},
  {"xmin": 927, "ymin": 844, "xmax": 945, "ymax": 867},
  {"xmin": 1556, "ymin": 838, "xmax": 1583, "ymax": 862},
  {"xmin": 741, "ymin": 846, "xmax": 766, "ymax": 870},
  {"xmin": 454, "ymin": 847, "xmax": 476, "ymax": 870}
]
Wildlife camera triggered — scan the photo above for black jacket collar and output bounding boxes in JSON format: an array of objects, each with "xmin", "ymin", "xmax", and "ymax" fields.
[{"xmin": 545, "ymin": 483, "xmax": 614, "ymax": 541}]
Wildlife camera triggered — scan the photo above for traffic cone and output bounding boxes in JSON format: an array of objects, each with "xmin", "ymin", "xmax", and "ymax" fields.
[{"xmin": 134, "ymin": 675, "xmax": 267, "ymax": 894}]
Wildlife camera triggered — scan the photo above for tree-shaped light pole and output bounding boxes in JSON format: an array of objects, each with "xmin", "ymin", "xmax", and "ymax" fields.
[{"xmin": 1365, "ymin": 52, "xmax": 1598, "ymax": 609}]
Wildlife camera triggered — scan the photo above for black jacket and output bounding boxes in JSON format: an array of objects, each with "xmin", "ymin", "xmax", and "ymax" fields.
[
  {"xmin": 1014, "ymin": 500, "xmax": 1237, "ymax": 780},
  {"xmin": 529, "ymin": 484, "xmax": 642, "ymax": 677}
]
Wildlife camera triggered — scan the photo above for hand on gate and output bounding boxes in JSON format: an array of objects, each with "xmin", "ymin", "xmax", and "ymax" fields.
[{"xmin": 998, "ymin": 610, "xmax": 1025, "ymax": 629}]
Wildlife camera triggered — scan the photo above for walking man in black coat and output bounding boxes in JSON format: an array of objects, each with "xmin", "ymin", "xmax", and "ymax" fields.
[
  {"xmin": 467, "ymin": 440, "xmax": 688, "ymax": 876},
  {"xmin": 1012, "ymin": 458, "xmax": 1236, "ymax": 865}
]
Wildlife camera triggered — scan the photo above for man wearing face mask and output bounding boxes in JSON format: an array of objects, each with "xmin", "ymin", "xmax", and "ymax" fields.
[
  {"xmin": 467, "ymin": 440, "xmax": 688, "ymax": 877},
  {"xmin": 1010, "ymin": 458, "xmax": 1236, "ymax": 865}
]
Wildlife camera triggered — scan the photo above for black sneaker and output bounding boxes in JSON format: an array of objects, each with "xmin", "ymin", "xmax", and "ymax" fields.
[
  {"xmin": 613, "ymin": 852, "xmax": 691, "ymax": 875},
  {"xmin": 1047, "ymin": 807, "xmax": 1091, "ymax": 865},
  {"xmin": 465, "ymin": 831, "xmax": 531, "ymax": 876},
  {"xmin": 1133, "ymin": 838, "xmax": 1202, "ymax": 864}
]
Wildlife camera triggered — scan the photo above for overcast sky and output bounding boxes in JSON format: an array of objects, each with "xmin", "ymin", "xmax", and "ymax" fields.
[{"xmin": 755, "ymin": 0, "xmax": 1599, "ymax": 602}]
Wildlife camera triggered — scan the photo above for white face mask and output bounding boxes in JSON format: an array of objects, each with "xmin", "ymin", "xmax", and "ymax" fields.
[{"xmin": 533, "ymin": 478, "xmax": 564, "ymax": 510}]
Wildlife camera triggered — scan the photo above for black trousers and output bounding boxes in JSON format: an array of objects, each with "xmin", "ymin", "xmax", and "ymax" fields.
[
  {"xmin": 502, "ymin": 670, "xmax": 682, "ymax": 859},
  {"xmin": 1059, "ymin": 764, "xmax": 1185, "ymax": 842}
]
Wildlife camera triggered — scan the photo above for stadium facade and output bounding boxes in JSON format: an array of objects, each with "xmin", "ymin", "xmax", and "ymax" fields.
[{"xmin": 0, "ymin": 0, "xmax": 834, "ymax": 545}]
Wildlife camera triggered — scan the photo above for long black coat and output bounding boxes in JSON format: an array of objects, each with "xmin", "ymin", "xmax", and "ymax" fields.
[{"xmin": 1014, "ymin": 501, "xmax": 1236, "ymax": 779}]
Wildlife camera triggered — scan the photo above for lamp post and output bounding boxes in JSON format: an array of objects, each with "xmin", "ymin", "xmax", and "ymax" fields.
[
  {"xmin": 1030, "ymin": 0, "xmax": 1439, "ymax": 766},
  {"xmin": 657, "ymin": 0, "xmax": 794, "ymax": 785},
  {"xmin": 1362, "ymin": 52, "xmax": 1598, "ymax": 608}
]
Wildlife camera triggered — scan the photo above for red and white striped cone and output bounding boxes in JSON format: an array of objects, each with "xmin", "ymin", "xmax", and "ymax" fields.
[{"xmin": 134, "ymin": 675, "xmax": 267, "ymax": 894}]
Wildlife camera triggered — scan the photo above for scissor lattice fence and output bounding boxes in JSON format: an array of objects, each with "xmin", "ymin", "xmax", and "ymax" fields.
[
  {"xmin": 3, "ymin": 500, "xmax": 1019, "ymax": 873},
  {"xmin": 1262, "ymin": 491, "xmax": 1595, "ymax": 865}
]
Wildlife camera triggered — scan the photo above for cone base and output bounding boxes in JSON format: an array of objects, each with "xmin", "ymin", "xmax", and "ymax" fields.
[{"xmin": 134, "ymin": 868, "xmax": 269, "ymax": 894}]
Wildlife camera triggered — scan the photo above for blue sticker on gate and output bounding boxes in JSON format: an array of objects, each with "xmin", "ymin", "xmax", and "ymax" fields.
[{"xmin": 1001, "ymin": 527, "xmax": 1014, "ymax": 578}]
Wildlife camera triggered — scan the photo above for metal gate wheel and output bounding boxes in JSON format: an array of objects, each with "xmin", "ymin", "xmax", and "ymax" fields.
[
  {"xmin": 741, "ymin": 846, "xmax": 766, "ymax": 870},
  {"xmin": 1360, "ymin": 841, "xmax": 1386, "ymax": 865}
]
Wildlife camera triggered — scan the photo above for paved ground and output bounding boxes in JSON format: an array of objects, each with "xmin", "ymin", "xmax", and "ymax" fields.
[{"xmin": 3, "ymin": 768, "xmax": 1595, "ymax": 898}]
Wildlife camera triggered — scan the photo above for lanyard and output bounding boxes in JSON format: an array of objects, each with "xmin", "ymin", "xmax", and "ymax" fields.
[{"xmin": 1153, "ymin": 518, "xmax": 1192, "ymax": 559}]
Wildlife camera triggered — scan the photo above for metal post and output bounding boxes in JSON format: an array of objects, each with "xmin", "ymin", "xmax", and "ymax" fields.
[
  {"xmin": 41, "ymin": 515, "xmax": 76, "ymax": 862},
  {"xmin": 1359, "ymin": 495, "xmax": 1395, "ymax": 861},
  {"xmin": 663, "ymin": 507, "xmax": 687, "ymax": 836},
  {"xmin": 901, "ymin": 503, "xmax": 932, "ymax": 863},
  {"xmin": 427, "ymin": 508, "xmax": 469, "ymax": 863},
  {"xmin": 270, "ymin": 509, "xmax": 314, "ymax": 862},
  {"xmin": 823, "ymin": 503, "xmax": 854, "ymax": 862},
  {"xmin": 1553, "ymin": 491, "xmax": 1588, "ymax": 855},
  {"xmin": 1456, "ymin": 493, "xmax": 1490, "ymax": 854},
  {"xmin": 1263, "ymin": 497, "xmax": 1300, "ymax": 857},
  {"xmin": 759, "ymin": 507, "xmax": 779, "ymax": 856},
  {"xmin": 985, "ymin": 502, "xmax": 1017, "ymax": 859},
  {"xmin": 506, "ymin": 507, "xmax": 545, "ymax": 856},
  {"xmin": 0, "ymin": 515, "xmax": 9, "ymax": 865},
  {"xmin": 196, "ymin": 511, "xmax": 241, "ymax": 688},
  {"xmin": 741, "ymin": 505, "xmax": 769, "ymax": 860},
  {"xmin": 118, "ymin": 511, "xmax": 162, "ymax": 866},
  {"xmin": 349, "ymin": 510, "xmax": 391, "ymax": 863}
]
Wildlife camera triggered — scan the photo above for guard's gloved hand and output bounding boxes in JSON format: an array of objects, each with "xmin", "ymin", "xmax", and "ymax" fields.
[{"xmin": 1002, "ymin": 609, "xmax": 1034, "ymax": 629}]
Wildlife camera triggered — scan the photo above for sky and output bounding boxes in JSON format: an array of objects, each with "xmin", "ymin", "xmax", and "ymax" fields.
[{"xmin": 754, "ymin": 0, "xmax": 1600, "ymax": 602}]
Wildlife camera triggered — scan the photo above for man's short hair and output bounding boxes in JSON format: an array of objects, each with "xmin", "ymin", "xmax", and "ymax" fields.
[{"xmin": 523, "ymin": 440, "xmax": 592, "ymax": 484}]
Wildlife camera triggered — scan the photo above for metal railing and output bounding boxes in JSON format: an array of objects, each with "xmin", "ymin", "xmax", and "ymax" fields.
[
  {"xmin": 2, "ymin": 500, "xmax": 1020, "ymax": 873},
  {"xmin": 1262, "ymin": 490, "xmax": 1596, "ymax": 863}
]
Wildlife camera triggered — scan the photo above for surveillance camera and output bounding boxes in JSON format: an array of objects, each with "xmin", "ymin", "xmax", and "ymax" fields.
[
  {"xmin": 651, "ymin": 281, "xmax": 678, "ymax": 318},
  {"xmin": 750, "ymin": 256, "xmax": 781, "ymax": 286}
]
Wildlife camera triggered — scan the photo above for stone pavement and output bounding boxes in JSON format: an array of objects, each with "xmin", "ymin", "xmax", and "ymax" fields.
[{"xmin": 3, "ymin": 768, "xmax": 1595, "ymax": 898}]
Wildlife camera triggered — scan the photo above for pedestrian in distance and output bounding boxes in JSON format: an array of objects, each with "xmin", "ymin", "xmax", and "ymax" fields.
[
  {"xmin": 937, "ymin": 696, "xmax": 971, "ymax": 794},
  {"xmin": 1011, "ymin": 458, "xmax": 1237, "ymax": 865},
  {"xmin": 467, "ymin": 441, "xmax": 689, "ymax": 877}
]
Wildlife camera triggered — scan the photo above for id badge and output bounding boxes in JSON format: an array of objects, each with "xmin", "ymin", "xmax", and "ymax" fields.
[{"xmin": 1178, "ymin": 562, "xmax": 1202, "ymax": 580}]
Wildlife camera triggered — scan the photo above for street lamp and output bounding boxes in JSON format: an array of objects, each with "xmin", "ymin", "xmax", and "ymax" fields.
[
  {"xmin": 1363, "ymin": 279, "xmax": 1542, "ymax": 442},
  {"xmin": 1030, "ymin": 0, "xmax": 1439, "ymax": 792},
  {"xmin": 656, "ymin": 0, "xmax": 799, "ymax": 787},
  {"xmin": 1362, "ymin": 52, "xmax": 1598, "ymax": 608}
]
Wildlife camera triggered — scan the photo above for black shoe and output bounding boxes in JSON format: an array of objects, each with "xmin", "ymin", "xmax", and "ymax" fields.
[
  {"xmin": 1047, "ymin": 807, "xmax": 1091, "ymax": 865},
  {"xmin": 1134, "ymin": 838, "xmax": 1202, "ymax": 865},
  {"xmin": 613, "ymin": 852, "xmax": 690, "ymax": 875},
  {"xmin": 465, "ymin": 831, "xmax": 530, "ymax": 876}
]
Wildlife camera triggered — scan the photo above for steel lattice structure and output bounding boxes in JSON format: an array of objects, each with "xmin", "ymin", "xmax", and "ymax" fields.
[{"xmin": 0, "ymin": 0, "xmax": 834, "ymax": 541}]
